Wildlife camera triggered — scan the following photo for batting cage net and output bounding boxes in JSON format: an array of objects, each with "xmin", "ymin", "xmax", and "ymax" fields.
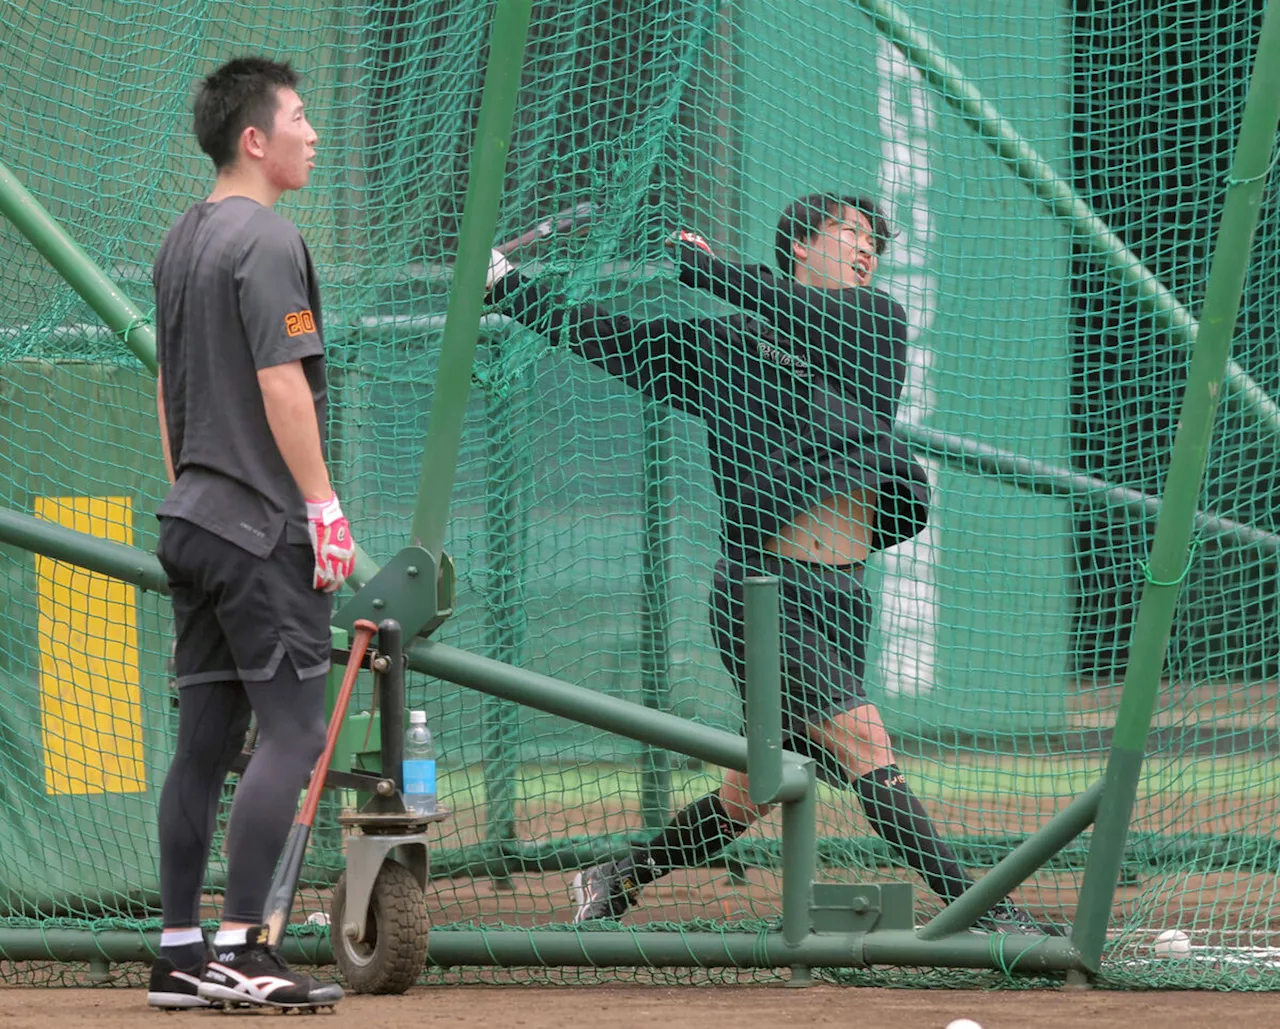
[{"xmin": 1, "ymin": 0, "xmax": 1278, "ymax": 990}]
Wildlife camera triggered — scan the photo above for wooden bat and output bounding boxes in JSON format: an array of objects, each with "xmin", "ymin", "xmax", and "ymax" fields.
[
  {"xmin": 493, "ymin": 201, "xmax": 596, "ymax": 256},
  {"xmin": 262, "ymin": 618, "xmax": 379, "ymax": 947}
]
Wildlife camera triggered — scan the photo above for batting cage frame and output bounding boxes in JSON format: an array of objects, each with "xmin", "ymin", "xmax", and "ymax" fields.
[{"xmin": 0, "ymin": 0, "xmax": 1278, "ymax": 991}]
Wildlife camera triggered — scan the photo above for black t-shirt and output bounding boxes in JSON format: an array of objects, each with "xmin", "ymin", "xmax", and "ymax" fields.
[
  {"xmin": 153, "ymin": 197, "xmax": 327, "ymax": 557},
  {"xmin": 490, "ymin": 247, "xmax": 929, "ymax": 559}
]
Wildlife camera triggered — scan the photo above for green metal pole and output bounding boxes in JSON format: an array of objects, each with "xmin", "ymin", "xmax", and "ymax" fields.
[
  {"xmin": 917, "ymin": 780, "xmax": 1102, "ymax": 940},
  {"xmin": 781, "ymin": 760, "xmax": 818, "ymax": 985},
  {"xmin": 0, "ymin": 504, "xmax": 169, "ymax": 593},
  {"xmin": 0, "ymin": 927, "xmax": 1084, "ymax": 973},
  {"xmin": 408, "ymin": 0, "xmax": 533, "ymax": 558},
  {"xmin": 0, "ymin": 160, "xmax": 157, "ymax": 373},
  {"xmin": 898, "ymin": 423, "xmax": 1280, "ymax": 554},
  {"xmin": 638, "ymin": 405, "xmax": 675, "ymax": 833},
  {"xmin": 845, "ymin": 0, "xmax": 1280, "ymax": 447},
  {"xmin": 0, "ymin": 496, "xmax": 818, "ymax": 798},
  {"xmin": 0, "ymin": 930, "xmax": 331, "ymax": 967},
  {"xmin": 421, "ymin": 927, "xmax": 1079, "ymax": 971},
  {"xmin": 744, "ymin": 576, "xmax": 783, "ymax": 805},
  {"xmin": 480, "ymin": 341, "xmax": 527, "ymax": 889},
  {"xmin": 1071, "ymin": 0, "xmax": 1280, "ymax": 975}
]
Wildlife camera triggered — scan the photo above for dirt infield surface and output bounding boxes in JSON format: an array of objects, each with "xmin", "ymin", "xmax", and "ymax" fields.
[{"xmin": 1, "ymin": 984, "xmax": 1278, "ymax": 1029}]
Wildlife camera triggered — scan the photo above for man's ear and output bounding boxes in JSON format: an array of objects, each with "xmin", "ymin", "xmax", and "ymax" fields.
[
  {"xmin": 791, "ymin": 239, "xmax": 808, "ymax": 265},
  {"xmin": 241, "ymin": 124, "xmax": 269, "ymax": 160}
]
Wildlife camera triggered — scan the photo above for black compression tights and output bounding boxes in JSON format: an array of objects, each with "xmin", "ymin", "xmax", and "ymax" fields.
[{"xmin": 158, "ymin": 664, "xmax": 327, "ymax": 927}]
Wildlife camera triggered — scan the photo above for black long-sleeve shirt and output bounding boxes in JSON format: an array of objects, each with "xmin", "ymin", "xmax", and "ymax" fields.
[
  {"xmin": 490, "ymin": 246, "xmax": 929, "ymax": 560},
  {"xmin": 675, "ymin": 245, "xmax": 907, "ymax": 429}
]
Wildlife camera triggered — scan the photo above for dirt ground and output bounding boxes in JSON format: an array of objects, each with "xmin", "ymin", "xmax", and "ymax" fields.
[{"xmin": 1, "ymin": 983, "xmax": 1278, "ymax": 1029}]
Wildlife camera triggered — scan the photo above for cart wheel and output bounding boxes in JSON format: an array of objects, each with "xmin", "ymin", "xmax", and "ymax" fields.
[{"xmin": 330, "ymin": 860, "xmax": 429, "ymax": 994}]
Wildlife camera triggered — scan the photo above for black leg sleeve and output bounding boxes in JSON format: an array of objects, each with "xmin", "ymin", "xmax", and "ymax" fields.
[
  {"xmin": 631, "ymin": 792, "xmax": 752, "ymax": 885},
  {"xmin": 854, "ymin": 765, "xmax": 973, "ymax": 904}
]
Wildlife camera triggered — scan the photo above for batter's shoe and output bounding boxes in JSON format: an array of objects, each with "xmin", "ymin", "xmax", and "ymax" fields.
[
  {"xmin": 146, "ymin": 956, "xmax": 211, "ymax": 1010},
  {"xmin": 974, "ymin": 900, "xmax": 1065, "ymax": 937},
  {"xmin": 571, "ymin": 857, "xmax": 642, "ymax": 923},
  {"xmin": 197, "ymin": 926, "xmax": 344, "ymax": 1009}
]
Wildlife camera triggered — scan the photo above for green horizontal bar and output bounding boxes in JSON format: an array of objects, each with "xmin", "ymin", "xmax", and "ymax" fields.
[
  {"xmin": 0, "ymin": 928, "xmax": 1082, "ymax": 973},
  {"xmin": 433, "ymin": 836, "xmax": 638, "ymax": 877},
  {"xmin": 354, "ymin": 313, "xmax": 514, "ymax": 333},
  {"xmin": 426, "ymin": 929, "xmax": 1082, "ymax": 972},
  {"xmin": 899, "ymin": 424, "xmax": 1280, "ymax": 553},
  {"xmin": 0, "ymin": 929, "xmax": 330, "ymax": 966},
  {"xmin": 0, "ymin": 504, "xmax": 169, "ymax": 593}
]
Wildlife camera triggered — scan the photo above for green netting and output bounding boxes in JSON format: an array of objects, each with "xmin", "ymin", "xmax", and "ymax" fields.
[{"xmin": 1, "ymin": 0, "xmax": 1278, "ymax": 992}]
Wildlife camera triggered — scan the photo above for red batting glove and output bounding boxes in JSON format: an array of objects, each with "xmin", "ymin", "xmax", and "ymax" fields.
[
  {"xmin": 305, "ymin": 494, "xmax": 355, "ymax": 593},
  {"xmin": 667, "ymin": 229, "xmax": 714, "ymax": 256}
]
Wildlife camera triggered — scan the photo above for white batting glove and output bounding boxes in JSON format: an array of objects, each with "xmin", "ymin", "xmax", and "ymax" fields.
[{"xmin": 486, "ymin": 248, "xmax": 515, "ymax": 290}]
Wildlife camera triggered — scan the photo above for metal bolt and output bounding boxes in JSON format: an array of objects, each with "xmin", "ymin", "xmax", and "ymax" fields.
[
  {"xmin": 406, "ymin": 565, "xmax": 419, "ymax": 577},
  {"xmin": 371, "ymin": 598, "xmax": 385, "ymax": 610},
  {"xmin": 343, "ymin": 921, "xmax": 361, "ymax": 939},
  {"xmin": 371, "ymin": 655, "xmax": 390, "ymax": 673},
  {"xmin": 375, "ymin": 779, "xmax": 395, "ymax": 796}
]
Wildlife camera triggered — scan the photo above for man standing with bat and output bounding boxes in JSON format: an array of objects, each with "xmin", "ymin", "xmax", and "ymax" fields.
[{"xmin": 147, "ymin": 56, "xmax": 353, "ymax": 1011}]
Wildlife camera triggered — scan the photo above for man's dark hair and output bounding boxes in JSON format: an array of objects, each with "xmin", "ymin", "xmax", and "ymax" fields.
[
  {"xmin": 193, "ymin": 57, "xmax": 299, "ymax": 170},
  {"xmin": 774, "ymin": 193, "xmax": 892, "ymax": 278}
]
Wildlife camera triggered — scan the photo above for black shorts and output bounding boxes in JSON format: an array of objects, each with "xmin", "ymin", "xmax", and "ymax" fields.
[
  {"xmin": 157, "ymin": 518, "xmax": 332, "ymax": 686},
  {"xmin": 710, "ymin": 553, "xmax": 870, "ymax": 786}
]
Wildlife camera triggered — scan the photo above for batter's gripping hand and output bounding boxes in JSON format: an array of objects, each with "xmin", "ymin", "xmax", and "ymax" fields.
[
  {"xmin": 486, "ymin": 248, "xmax": 515, "ymax": 290},
  {"xmin": 667, "ymin": 229, "xmax": 714, "ymax": 256},
  {"xmin": 305, "ymin": 494, "xmax": 355, "ymax": 593}
]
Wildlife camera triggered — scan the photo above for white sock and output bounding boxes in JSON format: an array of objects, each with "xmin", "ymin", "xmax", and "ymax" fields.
[
  {"xmin": 213, "ymin": 928, "xmax": 249, "ymax": 948},
  {"xmin": 161, "ymin": 927, "xmax": 204, "ymax": 948}
]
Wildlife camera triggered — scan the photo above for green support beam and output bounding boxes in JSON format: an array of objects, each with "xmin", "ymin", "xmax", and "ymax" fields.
[
  {"xmin": 1070, "ymin": 0, "xmax": 1280, "ymax": 975},
  {"xmin": 479, "ymin": 338, "xmax": 528, "ymax": 887},
  {"xmin": 0, "ymin": 504, "xmax": 169, "ymax": 594},
  {"xmin": 898, "ymin": 423, "xmax": 1280, "ymax": 554},
  {"xmin": 0, "ymin": 160, "xmax": 157, "ymax": 373},
  {"xmin": 918, "ymin": 781, "xmax": 1103, "ymax": 940},
  {"xmin": 409, "ymin": 0, "xmax": 533, "ymax": 558},
  {"xmin": 745, "ymin": 576, "xmax": 784, "ymax": 806},
  {"xmin": 0, "ymin": 928, "xmax": 1086, "ymax": 974}
]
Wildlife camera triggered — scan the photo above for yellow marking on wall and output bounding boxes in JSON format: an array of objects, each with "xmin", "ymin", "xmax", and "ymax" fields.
[{"xmin": 35, "ymin": 496, "xmax": 145, "ymax": 795}]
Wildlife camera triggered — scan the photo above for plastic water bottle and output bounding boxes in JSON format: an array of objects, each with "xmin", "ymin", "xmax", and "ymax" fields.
[{"xmin": 401, "ymin": 710, "xmax": 437, "ymax": 816}]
